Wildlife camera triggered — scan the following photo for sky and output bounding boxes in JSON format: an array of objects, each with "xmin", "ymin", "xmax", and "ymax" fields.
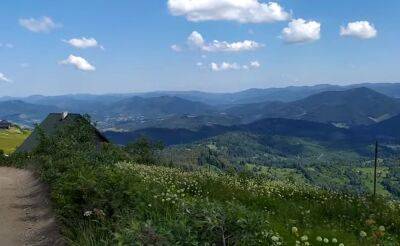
[{"xmin": 0, "ymin": 0, "xmax": 399, "ymax": 97}]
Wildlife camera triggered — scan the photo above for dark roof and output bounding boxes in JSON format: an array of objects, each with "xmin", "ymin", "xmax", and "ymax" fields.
[
  {"xmin": 16, "ymin": 113, "xmax": 108, "ymax": 153},
  {"xmin": 0, "ymin": 120, "xmax": 12, "ymax": 128}
]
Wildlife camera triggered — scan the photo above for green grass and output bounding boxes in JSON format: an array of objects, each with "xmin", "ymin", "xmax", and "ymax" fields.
[
  {"xmin": 2, "ymin": 122, "xmax": 399, "ymax": 245},
  {"xmin": 0, "ymin": 127, "xmax": 30, "ymax": 154},
  {"xmin": 355, "ymin": 166, "xmax": 392, "ymax": 197},
  {"xmin": 244, "ymin": 163, "xmax": 309, "ymax": 184},
  {"xmin": 53, "ymin": 163, "xmax": 400, "ymax": 245}
]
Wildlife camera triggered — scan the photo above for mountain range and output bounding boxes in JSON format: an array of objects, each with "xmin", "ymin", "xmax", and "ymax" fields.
[
  {"xmin": 1, "ymin": 83, "xmax": 400, "ymax": 131},
  {"xmin": 227, "ymin": 87, "xmax": 400, "ymax": 126}
]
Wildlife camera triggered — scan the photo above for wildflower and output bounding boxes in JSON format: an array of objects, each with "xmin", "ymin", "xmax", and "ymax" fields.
[
  {"xmin": 332, "ymin": 238, "xmax": 338, "ymax": 243},
  {"xmin": 271, "ymin": 236, "xmax": 280, "ymax": 242},
  {"xmin": 360, "ymin": 231, "xmax": 367, "ymax": 238},
  {"xmin": 379, "ymin": 226, "xmax": 385, "ymax": 232},
  {"xmin": 83, "ymin": 210, "xmax": 93, "ymax": 217},
  {"xmin": 301, "ymin": 235, "xmax": 308, "ymax": 241},
  {"xmin": 93, "ymin": 208, "xmax": 105, "ymax": 218},
  {"xmin": 324, "ymin": 238, "xmax": 329, "ymax": 243},
  {"xmin": 316, "ymin": 236, "xmax": 323, "ymax": 242},
  {"xmin": 366, "ymin": 219, "xmax": 376, "ymax": 226},
  {"xmin": 292, "ymin": 226, "xmax": 298, "ymax": 234}
]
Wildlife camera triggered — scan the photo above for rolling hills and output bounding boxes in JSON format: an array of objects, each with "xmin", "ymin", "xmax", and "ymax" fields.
[
  {"xmin": 2, "ymin": 84, "xmax": 400, "ymax": 133},
  {"xmin": 227, "ymin": 87, "xmax": 400, "ymax": 126},
  {"xmin": 0, "ymin": 100, "xmax": 59, "ymax": 126}
]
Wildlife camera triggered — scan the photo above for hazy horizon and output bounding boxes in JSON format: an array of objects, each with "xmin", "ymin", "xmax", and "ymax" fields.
[{"xmin": 0, "ymin": 81, "xmax": 399, "ymax": 98}]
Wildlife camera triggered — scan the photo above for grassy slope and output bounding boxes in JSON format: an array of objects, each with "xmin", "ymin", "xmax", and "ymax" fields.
[
  {"xmin": 57, "ymin": 163, "xmax": 399, "ymax": 245},
  {"xmin": 0, "ymin": 128, "xmax": 30, "ymax": 154}
]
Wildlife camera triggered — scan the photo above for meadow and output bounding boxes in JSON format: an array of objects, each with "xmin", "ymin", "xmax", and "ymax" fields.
[
  {"xmin": 1, "ymin": 121, "xmax": 399, "ymax": 245},
  {"xmin": 0, "ymin": 127, "xmax": 30, "ymax": 154}
]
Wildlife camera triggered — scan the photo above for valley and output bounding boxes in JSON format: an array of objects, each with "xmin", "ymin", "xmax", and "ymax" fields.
[{"xmin": 2, "ymin": 83, "xmax": 400, "ymax": 199}]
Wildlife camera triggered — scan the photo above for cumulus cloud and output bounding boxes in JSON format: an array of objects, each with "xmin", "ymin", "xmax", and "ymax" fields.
[
  {"xmin": 171, "ymin": 44, "xmax": 183, "ymax": 52},
  {"xmin": 340, "ymin": 21, "xmax": 377, "ymax": 39},
  {"xmin": 168, "ymin": 0, "xmax": 290, "ymax": 23},
  {"xmin": 250, "ymin": 61, "xmax": 261, "ymax": 68},
  {"xmin": 19, "ymin": 16, "xmax": 61, "ymax": 33},
  {"xmin": 187, "ymin": 31, "xmax": 263, "ymax": 52},
  {"xmin": 60, "ymin": 55, "xmax": 96, "ymax": 72},
  {"xmin": 211, "ymin": 62, "xmax": 241, "ymax": 71},
  {"xmin": 210, "ymin": 61, "xmax": 261, "ymax": 71},
  {"xmin": 0, "ymin": 73, "xmax": 12, "ymax": 83},
  {"xmin": 187, "ymin": 31, "xmax": 205, "ymax": 48},
  {"xmin": 64, "ymin": 37, "xmax": 104, "ymax": 49},
  {"xmin": 281, "ymin": 19, "xmax": 321, "ymax": 44}
]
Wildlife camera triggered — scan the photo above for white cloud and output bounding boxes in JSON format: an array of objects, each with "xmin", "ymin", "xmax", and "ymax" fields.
[
  {"xmin": 340, "ymin": 21, "xmax": 377, "ymax": 39},
  {"xmin": 64, "ymin": 37, "xmax": 103, "ymax": 49},
  {"xmin": 60, "ymin": 55, "xmax": 96, "ymax": 72},
  {"xmin": 196, "ymin": 62, "xmax": 203, "ymax": 66},
  {"xmin": 187, "ymin": 31, "xmax": 205, "ymax": 48},
  {"xmin": 250, "ymin": 61, "xmax": 261, "ymax": 68},
  {"xmin": 210, "ymin": 61, "xmax": 261, "ymax": 71},
  {"xmin": 187, "ymin": 31, "xmax": 263, "ymax": 52},
  {"xmin": 168, "ymin": 0, "xmax": 290, "ymax": 23},
  {"xmin": 211, "ymin": 62, "xmax": 241, "ymax": 71},
  {"xmin": 281, "ymin": 18, "xmax": 321, "ymax": 44},
  {"xmin": 19, "ymin": 16, "xmax": 61, "ymax": 33},
  {"xmin": 171, "ymin": 44, "xmax": 183, "ymax": 52},
  {"xmin": 0, "ymin": 73, "xmax": 12, "ymax": 83}
]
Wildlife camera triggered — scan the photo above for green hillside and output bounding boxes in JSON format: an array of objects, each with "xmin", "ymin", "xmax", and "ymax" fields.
[
  {"xmin": 0, "ymin": 127, "xmax": 30, "ymax": 154},
  {"xmin": 227, "ymin": 87, "xmax": 400, "ymax": 126},
  {"xmin": 1, "ymin": 121, "xmax": 399, "ymax": 245}
]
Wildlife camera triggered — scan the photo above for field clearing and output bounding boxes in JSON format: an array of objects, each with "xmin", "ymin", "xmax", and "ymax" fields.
[
  {"xmin": 0, "ymin": 128, "xmax": 30, "ymax": 154},
  {"xmin": 355, "ymin": 166, "xmax": 391, "ymax": 197}
]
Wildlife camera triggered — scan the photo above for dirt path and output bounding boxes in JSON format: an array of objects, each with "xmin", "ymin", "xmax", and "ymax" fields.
[{"xmin": 0, "ymin": 167, "xmax": 62, "ymax": 246}]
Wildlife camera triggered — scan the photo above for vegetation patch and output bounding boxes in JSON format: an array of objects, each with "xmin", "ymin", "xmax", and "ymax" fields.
[
  {"xmin": 0, "ymin": 127, "xmax": 30, "ymax": 154},
  {"xmin": 1, "ymin": 121, "xmax": 399, "ymax": 245}
]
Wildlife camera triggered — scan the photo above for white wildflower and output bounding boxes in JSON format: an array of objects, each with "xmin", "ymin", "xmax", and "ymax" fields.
[
  {"xmin": 83, "ymin": 210, "xmax": 93, "ymax": 217},
  {"xmin": 271, "ymin": 235, "xmax": 280, "ymax": 242}
]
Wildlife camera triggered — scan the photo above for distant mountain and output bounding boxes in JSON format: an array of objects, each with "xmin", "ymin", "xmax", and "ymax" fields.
[
  {"xmin": 367, "ymin": 114, "xmax": 400, "ymax": 139},
  {"xmin": 227, "ymin": 88, "xmax": 400, "ymax": 126},
  {"xmin": 3, "ymin": 83, "xmax": 400, "ymax": 107},
  {"xmin": 0, "ymin": 100, "xmax": 59, "ymax": 126},
  {"xmin": 2, "ymin": 83, "xmax": 400, "ymax": 130},
  {"xmin": 105, "ymin": 118, "xmax": 350, "ymax": 146},
  {"xmin": 101, "ymin": 96, "xmax": 217, "ymax": 118},
  {"xmin": 136, "ymin": 83, "xmax": 400, "ymax": 105},
  {"xmin": 103, "ymin": 114, "xmax": 239, "ymax": 132}
]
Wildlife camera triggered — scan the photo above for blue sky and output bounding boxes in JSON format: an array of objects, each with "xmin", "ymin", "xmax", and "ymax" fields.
[{"xmin": 0, "ymin": 0, "xmax": 399, "ymax": 96}]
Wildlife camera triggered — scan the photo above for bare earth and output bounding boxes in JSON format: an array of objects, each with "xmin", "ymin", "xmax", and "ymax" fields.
[{"xmin": 0, "ymin": 167, "xmax": 62, "ymax": 246}]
